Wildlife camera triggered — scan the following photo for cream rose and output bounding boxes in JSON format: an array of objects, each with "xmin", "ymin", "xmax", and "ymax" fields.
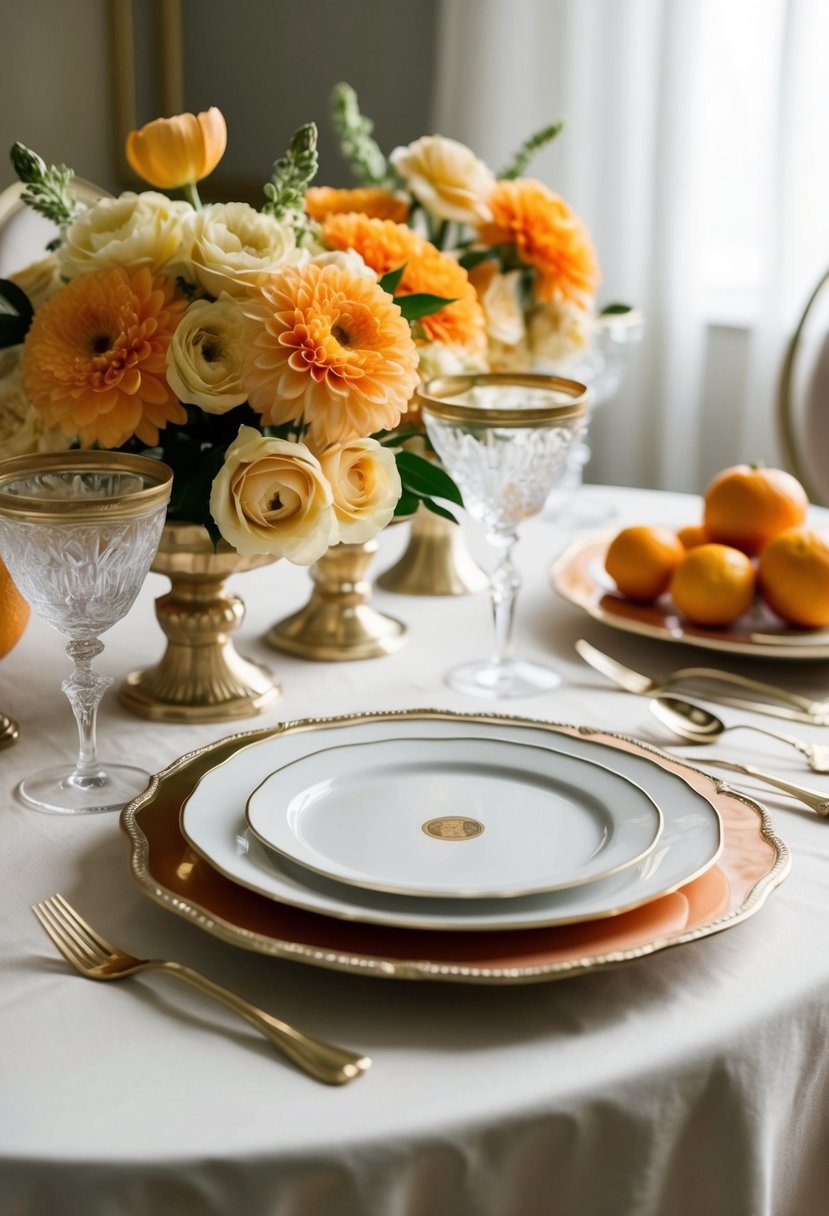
[
  {"xmin": 472, "ymin": 264, "xmax": 526, "ymax": 346},
  {"xmin": 0, "ymin": 347, "xmax": 70, "ymax": 456},
  {"xmin": 59, "ymin": 191, "xmax": 189, "ymax": 278},
  {"xmin": 166, "ymin": 297, "xmax": 247, "ymax": 413},
  {"xmin": 528, "ymin": 300, "xmax": 592, "ymax": 366},
  {"xmin": 390, "ymin": 135, "xmax": 495, "ymax": 225},
  {"xmin": 310, "ymin": 248, "xmax": 377, "ymax": 280},
  {"xmin": 10, "ymin": 255, "xmax": 62, "ymax": 311},
  {"xmin": 318, "ymin": 437, "xmax": 401, "ymax": 543},
  {"xmin": 416, "ymin": 341, "xmax": 485, "ymax": 383},
  {"xmin": 210, "ymin": 425, "xmax": 338, "ymax": 563},
  {"xmin": 184, "ymin": 202, "xmax": 301, "ymax": 298}
]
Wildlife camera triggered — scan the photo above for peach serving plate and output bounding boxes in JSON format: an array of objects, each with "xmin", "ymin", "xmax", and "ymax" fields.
[
  {"xmin": 551, "ymin": 535, "xmax": 829, "ymax": 659},
  {"xmin": 120, "ymin": 711, "xmax": 788, "ymax": 985}
]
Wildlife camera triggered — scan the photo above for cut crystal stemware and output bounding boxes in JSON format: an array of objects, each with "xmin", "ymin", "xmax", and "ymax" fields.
[
  {"xmin": 0, "ymin": 451, "xmax": 172, "ymax": 814},
  {"xmin": 420, "ymin": 373, "xmax": 588, "ymax": 698}
]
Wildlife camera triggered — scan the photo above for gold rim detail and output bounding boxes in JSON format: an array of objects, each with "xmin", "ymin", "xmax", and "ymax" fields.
[
  {"xmin": 417, "ymin": 373, "xmax": 589, "ymax": 427},
  {"xmin": 0, "ymin": 451, "xmax": 173, "ymax": 522}
]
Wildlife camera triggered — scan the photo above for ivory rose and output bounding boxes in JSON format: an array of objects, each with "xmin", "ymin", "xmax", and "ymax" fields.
[
  {"xmin": 318, "ymin": 437, "xmax": 401, "ymax": 543},
  {"xmin": 0, "ymin": 347, "xmax": 69, "ymax": 456},
  {"xmin": 389, "ymin": 134, "xmax": 495, "ymax": 225},
  {"xmin": 10, "ymin": 255, "xmax": 62, "ymax": 311},
  {"xmin": 210, "ymin": 425, "xmax": 338, "ymax": 563},
  {"xmin": 469, "ymin": 263, "xmax": 526, "ymax": 347},
  {"xmin": 59, "ymin": 191, "xmax": 189, "ymax": 278},
  {"xmin": 184, "ymin": 202, "xmax": 300, "ymax": 298},
  {"xmin": 166, "ymin": 297, "xmax": 247, "ymax": 413},
  {"xmin": 528, "ymin": 300, "xmax": 592, "ymax": 366}
]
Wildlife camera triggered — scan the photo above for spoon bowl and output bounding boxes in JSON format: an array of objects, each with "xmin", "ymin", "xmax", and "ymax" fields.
[{"xmin": 650, "ymin": 695, "xmax": 829, "ymax": 772}]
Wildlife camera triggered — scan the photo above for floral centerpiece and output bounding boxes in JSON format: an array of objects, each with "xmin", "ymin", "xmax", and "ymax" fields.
[
  {"xmin": 306, "ymin": 83, "xmax": 636, "ymax": 380},
  {"xmin": 0, "ymin": 107, "xmax": 463, "ymax": 566}
]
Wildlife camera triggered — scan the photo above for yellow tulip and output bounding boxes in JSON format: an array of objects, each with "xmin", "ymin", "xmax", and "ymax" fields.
[{"xmin": 126, "ymin": 107, "xmax": 227, "ymax": 191}]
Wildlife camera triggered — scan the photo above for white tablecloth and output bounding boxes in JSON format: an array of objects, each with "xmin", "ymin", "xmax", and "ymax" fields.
[{"xmin": 2, "ymin": 486, "xmax": 829, "ymax": 1216}]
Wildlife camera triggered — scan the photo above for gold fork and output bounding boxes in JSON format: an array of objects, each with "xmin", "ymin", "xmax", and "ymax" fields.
[
  {"xmin": 575, "ymin": 639, "xmax": 829, "ymax": 724},
  {"xmin": 32, "ymin": 894, "xmax": 371, "ymax": 1086}
]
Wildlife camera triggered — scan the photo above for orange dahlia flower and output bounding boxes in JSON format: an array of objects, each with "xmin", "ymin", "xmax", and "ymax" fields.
[
  {"xmin": 305, "ymin": 187, "xmax": 408, "ymax": 224},
  {"xmin": 322, "ymin": 213, "xmax": 486, "ymax": 355},
  {"xmin": 126, "ymin": 107, "xmax": 227, "ymax": 190},
  {"xmin": 478, "ymin": 178, "xmax": 600, "ymax": 307},
  {"xmin": 21, "ymin": 266, "xmax": 188, "ymax": 448},
  {"xmin": 242, "ymin": 262, "xmax": 419, "ymax": 450}
]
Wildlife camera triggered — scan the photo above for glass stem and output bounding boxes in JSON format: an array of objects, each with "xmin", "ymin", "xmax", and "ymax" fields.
[
  {"xmin": 62, "ymin": 640, "xmax": 112, "ymax": 785},
  {"xmin": 487, "ymin": 528, "xmax": 520, "ymax": 667}
]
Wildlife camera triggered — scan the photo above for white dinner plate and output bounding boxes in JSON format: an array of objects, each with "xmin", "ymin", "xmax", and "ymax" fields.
[
  {"xmin": 244, "ymin": 736, "xmax": 663, "ymax": 899},
  {"xmin": 180, "ymin": 717, "xmax": 722, "ymax": 932}
]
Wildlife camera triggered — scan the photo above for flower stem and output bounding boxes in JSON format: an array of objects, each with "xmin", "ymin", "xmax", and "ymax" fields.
[{"xmin": 182, "ymin": 180, "xmax": 202, "ymax": 209}]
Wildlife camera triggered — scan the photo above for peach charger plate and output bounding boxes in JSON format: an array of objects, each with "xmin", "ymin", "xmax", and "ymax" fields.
[{"xmin": 120, "ymin": 710, "xmax": 789, "ymax": 986}]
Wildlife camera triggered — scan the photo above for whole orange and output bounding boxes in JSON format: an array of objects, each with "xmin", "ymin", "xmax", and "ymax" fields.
[
  {"xmin": 758, "ymin": 528, "xmax": 829, "ymax": 628},
  {"xmin": 0, "ymin": 557, "xmax": 30, "ymax": 658},
  {"xmin": 669, "ymin": 543, "xmax": 756, "ymax": 626},
  {"xmin": 703, "ymin": 464, "xmax": 808, "ymax": 556},
  {"xmin": 677, "ymin": 523, "xmax": 708, "ymax": 550},
  {"xmin": 604, "ymin": 526, "xmax": 686, "ymax": 602}
]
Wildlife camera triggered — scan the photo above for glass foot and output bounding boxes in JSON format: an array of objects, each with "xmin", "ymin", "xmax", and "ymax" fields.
[
  {"xmin": 16, "ymin": 762, "xmax": 151, "ymax": 815},
  {"xmin": 446, "ymin": 658, "xmax": 562, "ymax": 699}
]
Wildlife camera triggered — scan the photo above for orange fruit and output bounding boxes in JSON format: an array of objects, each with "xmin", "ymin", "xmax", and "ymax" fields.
[
  {"xmin": 677, "ymin": 523, "xmax": 708, "ymax": 550},
  {"xmin": 604, "ymin": 526, "xmax": 686, "ymax": 602},
  {"xmin": 703, "ymin": 464, "xmax": 808, "ymax": 556},
  {"xmin": 0, "ymin": 557, "xmax": 30, "ymax": 658},
  {"xmin": 669, "ymin": 543, "xmax": 756, "ymax": 626},
  {"xmin": 758, "ymin": 528, "xmax": 829, "ymax": 628}
]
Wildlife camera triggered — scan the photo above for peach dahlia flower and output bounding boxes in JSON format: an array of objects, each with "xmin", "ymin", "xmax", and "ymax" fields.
[
  {"xmin": 304, "ymin": 187, "xmax": 408, "ymax": 225},
  {"xmin": 321, "ymin": 213, "xmax": 487, "ymax": 356},
  {"xmin": 21, "ymin": 266, "xmax": 187, "ymax": 448},
  {"xmin": 478, "ymin": 178, "xmax": 600, "ymax": 307},
  {"xmin": 242, "ymin": 262, "xmax": 419, "ymax": 451}
]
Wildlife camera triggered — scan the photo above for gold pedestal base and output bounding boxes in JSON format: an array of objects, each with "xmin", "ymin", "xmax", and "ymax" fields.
[
  {"xmin": 267, "ymin": 538, "xmax": 408, "ymax": 661},
  {"xmin": 0, "ymin": 714, "xmax": 19, "ymax": 748},
  {"xmin": 377, "ymin": 505, "xmax": 488, "ymax": 596},
  {"xmin": 119, "ymin": 524, "xmax": 281, "ymax": 724}
]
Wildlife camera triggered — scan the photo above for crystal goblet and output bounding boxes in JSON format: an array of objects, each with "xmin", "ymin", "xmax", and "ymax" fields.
[
  {"xmin": 0, "ymin": 451, "xmax": 173, "ymax": 814},
  {"xmin": 420, "ymin": 373, "xmax": 588, "ymax": 698}
]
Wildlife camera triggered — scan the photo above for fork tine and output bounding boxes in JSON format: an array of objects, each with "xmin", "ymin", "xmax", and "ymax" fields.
[
  {"xmin": 32, "ymin": 901, "xmax": 92, "ymax": 975},
  {"xmin": 45, "ymin": 895, "xmax": 111, "ymax": 966}
]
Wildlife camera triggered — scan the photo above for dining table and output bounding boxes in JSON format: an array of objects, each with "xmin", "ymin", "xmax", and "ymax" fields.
[{"xmin": 2, "ymin": 483, "xmax": 829, "ymax": 1216}]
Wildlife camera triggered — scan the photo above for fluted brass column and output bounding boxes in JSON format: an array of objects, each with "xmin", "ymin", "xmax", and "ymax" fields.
[
  {"xmin": 266, "ymin": 537, "xmax": 407, "ymax": 661},
  {"xmin": 119, "ymin": 523, "xmax": 280, "ymax": 722}
]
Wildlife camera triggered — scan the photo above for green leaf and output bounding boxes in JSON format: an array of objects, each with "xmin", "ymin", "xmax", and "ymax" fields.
[
  {"xmin": 422, "ymin": 498, "xmax": 459, "ymax": 524},
  {"xmin": 396, "ymin": 450, "xmax": 464, "ymax": 507},
  {"xmin": 394, "ymin": 490, "xmax": 421, "ymax": 517},
  {"xmin": 599, "ymin": 301, "xmax": 633, "ymax": 315},
  {"xmin": 379, "ymin": 264, "xmax": 406, "ymax": 295},
  {"xmin": 397, "ymin": 292, "xmax": 457, "ymax": 322},
  {"xmin": 0, "ymin": 278, "xmax": 34, "ymax": 325},
  {"xmin": 500, "ymin": 120, "xmax": 565, "ymax": 180},
  {"xmin": 458, "ymin": 247, "xmax": 499, "ymax": 272}
]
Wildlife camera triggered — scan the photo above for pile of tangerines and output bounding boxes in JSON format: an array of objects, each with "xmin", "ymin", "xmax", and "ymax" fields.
[{"xmin": 604, "ymin": 464, "xmax": 829, "ymax": 629}]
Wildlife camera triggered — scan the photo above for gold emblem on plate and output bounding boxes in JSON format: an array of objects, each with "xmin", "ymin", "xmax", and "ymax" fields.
[{"xmin": 422, "ymin": 816, "xmax": 484, "ymax": 841}]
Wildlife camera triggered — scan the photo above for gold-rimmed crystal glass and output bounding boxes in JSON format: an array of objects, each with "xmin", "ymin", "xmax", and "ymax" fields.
[
  {"xmin": 0, "ymin": 451, "xmax": 172, "ymax": 814},
  {"xmin": 419, "ymin": 373, "xmax": 588, "ymax": 698}
]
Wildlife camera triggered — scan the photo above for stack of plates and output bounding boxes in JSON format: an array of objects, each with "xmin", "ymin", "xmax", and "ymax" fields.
[{"xmin": 121, "ymin": 710, "xmax": 789, "ymax": 985}]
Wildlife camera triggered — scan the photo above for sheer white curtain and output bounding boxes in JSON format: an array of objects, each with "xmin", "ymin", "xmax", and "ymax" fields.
[{"xmin": 431, "ymin": 0, "xmax": 829, "ymax": 493}]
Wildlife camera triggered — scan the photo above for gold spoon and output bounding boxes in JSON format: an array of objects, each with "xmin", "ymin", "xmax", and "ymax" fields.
[
  {"xmin": 0, "ymin": 714, "xmax": 18, "ymax": 748},
  {"xmin": 650, "ymin": 695, "xmax": 829, "ymax": 771}
]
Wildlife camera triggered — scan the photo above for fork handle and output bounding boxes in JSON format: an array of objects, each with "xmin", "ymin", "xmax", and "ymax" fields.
[
  {"xmin": 700, "ymin": 759, "xmax": 829, "ymax": 815},
  {"xmin": 726, "ymin": 722, "xmax": 822, "ymax": 762},
  {"xmin": 156, "ymin": 961, "xmax": 370, "ymax": 1085},
  {"xmin": 673, "ymin": 667, "xmax": 824, "ymax": 716}
]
